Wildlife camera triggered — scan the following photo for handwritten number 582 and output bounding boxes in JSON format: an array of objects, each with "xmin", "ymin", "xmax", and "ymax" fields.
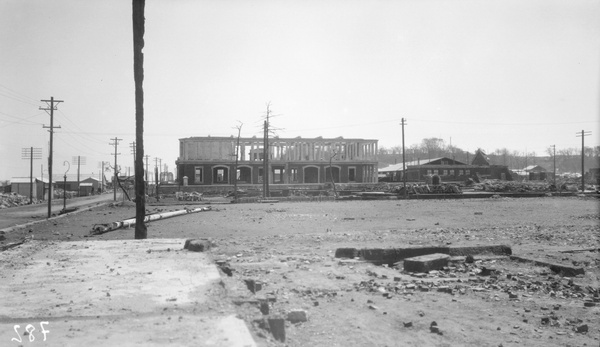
[{"xmin": 11, "ymin": 322, "xmax": 50, "ymax": 343}]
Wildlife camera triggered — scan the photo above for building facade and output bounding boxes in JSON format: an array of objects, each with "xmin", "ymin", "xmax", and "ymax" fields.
[
  {"xmin": 379, "ymin": 153, "xmax": 513, "ymax": 182},
  {"xmin": 176, "ymin": 136, "xmax": 379, "ymax": 185},
  {"xmin": 10, "ymin": 177, "xmax": 47, "ymax": 200}
]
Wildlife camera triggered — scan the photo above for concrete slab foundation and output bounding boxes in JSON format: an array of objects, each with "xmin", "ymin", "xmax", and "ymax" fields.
[
  {"xmin": 336, "ymin": 244, "xmax": 512, "ymax": 265},
  {"xmin": 0, "ymin": 239, "xmax": 256, "ymax": 347}
]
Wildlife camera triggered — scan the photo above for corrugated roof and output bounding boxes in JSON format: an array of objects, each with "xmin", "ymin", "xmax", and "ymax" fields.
[
  {"xmin": 379, "ymin": 157, "xmax": 468, "ymax": 172},
  {"xmin": 52, "ymin": 174, "xmax": 100, "ymax": 182}
]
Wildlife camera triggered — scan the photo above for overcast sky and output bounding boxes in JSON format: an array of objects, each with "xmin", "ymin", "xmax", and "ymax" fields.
[{"xmin": 1, "ymin": 0, "xmax": 599, "ymax": 180}]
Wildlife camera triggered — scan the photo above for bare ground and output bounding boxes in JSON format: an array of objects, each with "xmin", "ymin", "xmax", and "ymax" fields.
[{"xmin": 2, "ymin": 196, "xmax": 599, "ymax": 347}]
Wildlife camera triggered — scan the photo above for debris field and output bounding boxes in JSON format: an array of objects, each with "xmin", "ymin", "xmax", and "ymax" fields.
[{"xmin": 1, "ymin": 195, "xmax": 599, "ymax": 346}]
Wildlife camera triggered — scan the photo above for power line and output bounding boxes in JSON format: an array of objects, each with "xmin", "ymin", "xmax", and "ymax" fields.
[
  {"xmin": 55, "ymin": 133, "xmax": 110, "ymax": 156},
  {"xmin": 0, "ymin": 111, "xmax": 45, "ymax": 127},
  {"xmin": 0, "ymin": 83, "xmax": 40, "ymax": 104}
]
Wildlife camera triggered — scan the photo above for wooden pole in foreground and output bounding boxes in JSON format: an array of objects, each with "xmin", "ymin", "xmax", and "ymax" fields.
[{"xmin": 133, "ymin": 0, "xmax": 147, "ymax": 239}]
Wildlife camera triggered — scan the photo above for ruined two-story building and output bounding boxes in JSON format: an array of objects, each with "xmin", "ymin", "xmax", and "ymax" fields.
[{"xmin": 176, "ymin": 136, "xmax": 379, "ymax": 185}]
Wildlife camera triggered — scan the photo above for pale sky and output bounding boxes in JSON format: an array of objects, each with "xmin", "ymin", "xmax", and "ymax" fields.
[{"xmin": 1, "ymin": 0, "xmax": 599, "ymax": 181}]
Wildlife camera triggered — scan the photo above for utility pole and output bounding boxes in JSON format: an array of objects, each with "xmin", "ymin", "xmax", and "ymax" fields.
[
  {"xmin": 72, "ymin": 156, "xmax": 85, "ymax": 196},
  {"xmin": 130, "ymin": 142, "xmax": 136, "ymax": 167},
  {"xmin": 262, "ymin": 104, "xmax": 272, "ymax": 199},
  {"xmin": 130, "ymin": 141, "xmax": 136, "ymax": 191},
  {"xmin": 233, "ymin": 122, "xmax": 243, "ymax": 202},
  {"xmin": 144, "ymin": 155, "xmax": 150, "ymax": 183},
  {"xmin": 154, "ymin": 157, "xmax": 159, "ymax": 184},
  {"xmin": 550, "ymin": 145, "xmax": 556, "ymax": 186},
  {"xmin": 76, "ymin": 156, "xmax": 80, "ymax": 196},
  {"xmin": 154, "ymin": 157, "xmax": 160, "ymax": 200},
  {"xmin": 576, "ymin": 130, "xmax": 591, "ymax": 191},
  {"xmin": 263, "ymin": 119, "xmax": 270, "ymax": 198},
  {"xmin": 132, "ymin": 0, "xmax": 147, "ymax": 239},
  {"xmin": 101, "ymin": 161, "xmax": 105, "ymax": 192},
  {"xmin": 110, "ymin": 137, "xmax": 122, "ymax": 201},
  {"xmin": 40, "ymin": 97, "xmax": 63, "ymax": 218},
  {"xmin": 400, "ymin": 118, "xmax": 407, "ymax": 199},
  {"xmin": 22, "ymin": 147, "xmax": 42, "ymax": 204},
  {"xmin": 158, "ymin": 158, "xmax": 162, "ymax": 182}
]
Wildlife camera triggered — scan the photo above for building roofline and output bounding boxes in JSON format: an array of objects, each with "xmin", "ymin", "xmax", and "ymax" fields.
[{"xmin": 179, "ymin": 136, "xmax": 378, "ymax": 142}]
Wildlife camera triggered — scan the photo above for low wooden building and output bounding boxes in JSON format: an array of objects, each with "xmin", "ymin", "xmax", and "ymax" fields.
[
  {"xmin": 10, "ymin": 177, "xmax": 48, "ymax": 200},
  {"xmin": 379, "ymin": 150, "xmax": 513, "ymax": 183},
  {"xmin": 176, "ymin": 136, "xmax": 379, "ymax": 185},
  {"xmin": 54, "ymin": 175, "xmax": 102, "ymax": 195}
]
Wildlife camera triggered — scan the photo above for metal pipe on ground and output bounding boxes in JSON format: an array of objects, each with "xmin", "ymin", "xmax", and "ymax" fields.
[{"xmin": 91, "ymin": 206, "xmax": 212, "ymax": 235}]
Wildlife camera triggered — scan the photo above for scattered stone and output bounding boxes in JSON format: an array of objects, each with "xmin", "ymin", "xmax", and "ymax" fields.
[
  {"xmin": 437, "ymin": 286, "xmax": 452, "ymax": 294},
  {"xmin": 335, "ymin": 248, "xmax": 359, "ymax": 258},
  {"xmin": 403, "ymin": 253, "xmax": 450, "ymax": 273},
  {"xmin": 268, "ymin": 317, "xmax": 286, "ymax": 342},
  {"xmin": 259, "ymin": 300, "xmax": 269, "ymax": 315},
  {"xmin": 403, "ymin": 322, "xmax": 413, "ymax": 328},
  {"xmin": 244, "ymin": 279, "xmax": 263, "ymax": 294},
  {"xmin": 184, "ymin": 239, "xmax": 211, "ymax": 252},
  {"xmin": 430, "ymin": 321, "xmax": 442, "ymax": 334},
  {"xmin": 479, "ymin": 267, "xmax": 497, "ymax": 276},
  {"xmin": 287, "ymin": 309, "xmax": 308, "ymax": 323},
  {"xmin": 509, "ymin": 256, "xmax": 585, "ymax": 277},
  {"xmin": 465, "ymin": 255, "xmax": 475, "ymax": 263},
  {"xmin": 575, "ymin": 324, "xmax": 588, "ymax": 333}
]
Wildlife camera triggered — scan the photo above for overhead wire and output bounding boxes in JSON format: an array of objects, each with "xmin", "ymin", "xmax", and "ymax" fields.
[
  {"xmin": 0, "ymin": 84, "xmax": 40, "ymax": 107},
  {"xmin": 0, "ymin": 111, "xmax": 45, "ymax": 127}
]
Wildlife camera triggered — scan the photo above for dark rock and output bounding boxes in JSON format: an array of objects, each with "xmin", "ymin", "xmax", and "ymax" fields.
[
  {"xmin": 184, "ymin": 239, "xmax": 211, "ymax": 252},
  {"xmin": 244, "ymin": 279, "xmax": 263, "ymax": 294},
  {"xmin": 287, "ymin": 310, "xmax": 308, "ymax": 323},
  {"xmin": 268, "ymin": 317, "xmax": 286, "ymax": 342},
  {"xmin": 259, "ymin": 300, "xmax": 269, "ymax": 315},
  {"xmin": 575, "ymin": 324, "xmax": 588, "ymax": 333}
]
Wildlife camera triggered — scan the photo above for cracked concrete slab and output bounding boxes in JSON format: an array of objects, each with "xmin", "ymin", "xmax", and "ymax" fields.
[{"xmin": 0, "ymin": 239, "xmax": 256, "ymax": 347}]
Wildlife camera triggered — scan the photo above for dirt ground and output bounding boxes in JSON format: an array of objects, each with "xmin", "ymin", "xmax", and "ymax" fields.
[{"xmin": 2, "ymin": 196, "xmax": 599, "ymax": 347}]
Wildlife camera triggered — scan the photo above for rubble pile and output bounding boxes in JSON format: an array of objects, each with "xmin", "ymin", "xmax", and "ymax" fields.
[
  {"xmin": 474, "ymin": 179, "xmax": 553, "ymax": 193},
  {"xmin": 53, "ymin": 188, "xmax": 76, "ymax": 199},
  {"xmin": 0, "ymin": 192, "xmax": 37, "ymax": 208},
  {"xmin": 354, "ymin": 261, "xmax": 598, "ymax": 301},
  {"xmin": 392, "ymin": 183, "xmax": 462, "ymax": 195},
  {"xmin": 175, "ymin": 191, "xmax": 203, "ymax": 201}
]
